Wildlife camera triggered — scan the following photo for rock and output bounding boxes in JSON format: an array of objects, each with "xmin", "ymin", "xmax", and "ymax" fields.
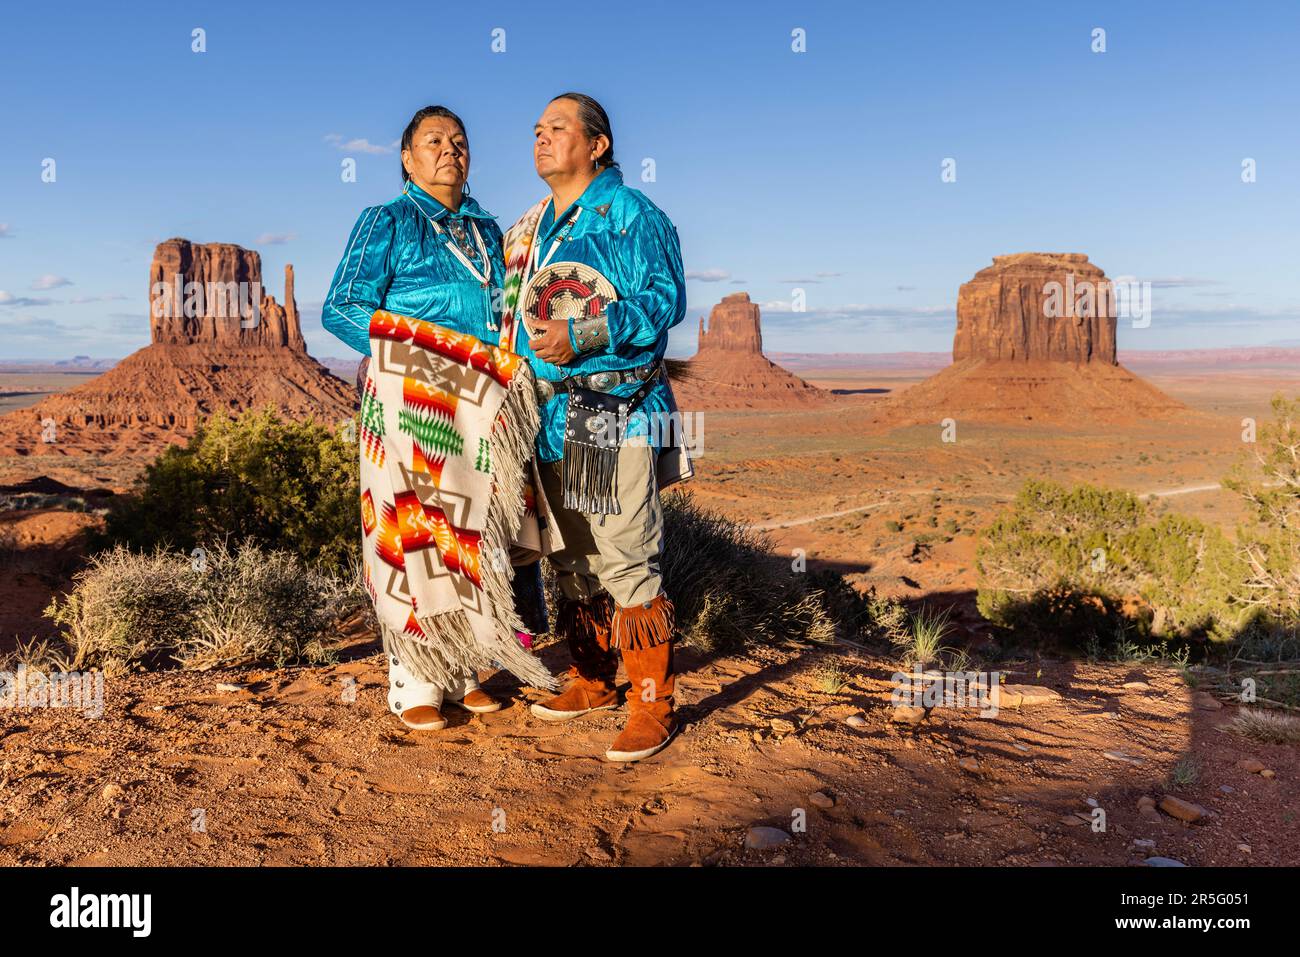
[
  {"xmin": 998, "ymin": 684, "xmax": 1061, "ymax": 708},
  {"xmin": 808, "ymin": 791, "xmax": 835, "ymax": 809},
  {"xmin": 1158, "ymin": 796, "xmax": 1209, "ymax": 824},
  {"xmin": 1122, "ymin": 681, "xmax": 1151, "ymax": 691},
  {"xmin": 100, "ymin": 783, "xmax": 124, "ymax": 803},
  {"xmin": 641, "ymin": 798, "xmax": 667, "ymax": 816},
  {"xmin": 1084, "ymin": 798, "xmax": 1099, "ymax": 808},
  {"xmin": 150, "ymin": 239, "xmax": 304, "ymax": 349},
  {"xmin": 1139, "ymin": 806, "xmax": 1165, "ymax": 824},
  {"xmin": 1237, "ymin": 844, "xmax": 1252, "ymax": 855},
  {"xmin": 675, "ymin": 293, "xmax": 826, "ymax": 410},
  {"xmin": 1145, "ymin": 856, "xmax": 1186, "ymax": 867},
  {"xmin": 1102, "ymin": 750, "xmax": 1144, "ymax": 765},
  {"xmin": 744, "ymin": 826, "xmax": 791, "ymax": 850},
  {"xmin": 1238, "ymin": 758, "xmax": 1266, "ymax": 774},
  {"xmin": 768, "ymin": 717, "xmax": 797, "ymax": 737},
  {"xmin": 890, "ymin": 706, "xmax": 927, "ymax": 725},
  {"xmin": 954, "ymin": 254, "xmax": 1116, "ymax": 364},
  {"xmin": 216, "ymin": 682, "xmax": 250, "ymax": 693},
  {"xmin": 958, "ymin": 757, "xmax": 981, "ymax": 774},
  {"xmin": 1061, "ymin": 814, "xmax": 1086, "ymax": 827},
  {"xmin": 1132, "ymin": 839, "xmax": 1156, "ymax": 849},
  {"xmin": 844, "ymin": 714, "xmax": 867, "ymax": 728},
  {"xmin": 585, "ymin": 846, "xmax": 612, "ymax": 862},
  {"xmin": 1261, "ymin": 769, "xmax": 1276, "ymax": 779},
  {"xmin": 1137, "ymin": 796, "xmax": 1156, "ymax": 809},
  {"xmin": 1192, "ymin": 692, "xmax": 1223, "ymax": 711},
  {"xmin": 1013, "ymin": 742, "xmax": 1030, "ymax": 752},
  {"xmin": 0, "ymin": 239, "xmax": 352, "ymax": 455},
  {"xmin": 1219, "ymin": 785, "xmax": 1234, "ymax": 794},
  {"xmin": 874, "ymin": 253, "xmax": 1185, "ymax": 428}
]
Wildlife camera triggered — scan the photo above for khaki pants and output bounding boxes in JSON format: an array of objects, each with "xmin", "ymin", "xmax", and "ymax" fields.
[{"xmin": 539, "ymin": 439, "xmax": 665, "ymax": 609}]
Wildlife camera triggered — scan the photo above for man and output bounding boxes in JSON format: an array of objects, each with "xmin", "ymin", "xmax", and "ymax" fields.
[{"xmin": 498, "ymin": 93, "xmax": 692, "ymax": 762}]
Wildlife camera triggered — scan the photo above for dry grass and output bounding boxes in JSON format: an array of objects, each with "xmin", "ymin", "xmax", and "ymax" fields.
[
  {"xmin": 1228, "ymin": 708, "xmax": 1300, "ymax": 745},
  {"xmin": 21, "ymin": 541, "xmax": 365, "ymax": 675}
]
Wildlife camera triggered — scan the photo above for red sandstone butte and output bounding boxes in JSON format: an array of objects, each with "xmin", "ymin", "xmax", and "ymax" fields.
[
  {"xmin": 673, "ymin": 292, "xmax": 826, "ymax": 410},
  {"xmin": 878, "ymin": 253, "xmax": 1186, "ymax": 426},
  {"xmin": 0, "ymin": 239, "xmax": 354, "ymax": 458}
]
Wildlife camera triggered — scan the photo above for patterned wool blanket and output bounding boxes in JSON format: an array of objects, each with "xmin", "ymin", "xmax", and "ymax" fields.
[
  {"xmin": 498, "ymin": 197, "xmax": 550, "ymax": 352},
  {"xmin": 360, "ymin": 309, "xmax": 557, "ymax": 691}
]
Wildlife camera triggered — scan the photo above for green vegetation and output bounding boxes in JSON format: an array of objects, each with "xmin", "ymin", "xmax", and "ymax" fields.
[{"xmin": 101, "ymin": 407, "xmax": 360, "ymax": 570}]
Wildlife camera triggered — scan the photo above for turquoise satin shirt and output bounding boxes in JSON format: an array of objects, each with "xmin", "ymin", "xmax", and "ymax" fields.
[
  {"xmin": 512, "ymin": 167, "xmax": 687, "ymax": 463},
  {"xmin": 322, "ymin": 181, "xmax": 505, "ymax": 355}
]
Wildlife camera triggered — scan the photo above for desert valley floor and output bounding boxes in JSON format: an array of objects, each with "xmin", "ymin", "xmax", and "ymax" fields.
[{"xmin": 1, "ymin": 358, "xmax": 1298, "ymax": 866}]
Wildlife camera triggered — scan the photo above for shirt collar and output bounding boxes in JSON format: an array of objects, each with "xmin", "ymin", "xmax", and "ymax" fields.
[
  {"xmin": 402, "ymin": 180, "xmax": 495, "ymax": 222},
  {"xmin": 544, "ymin": 166, "xmax": 623, "ymax": 234}
]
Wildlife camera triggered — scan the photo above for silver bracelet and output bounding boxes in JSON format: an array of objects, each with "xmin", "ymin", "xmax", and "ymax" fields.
[{"xmin": 571, "ymin": 314, "xmax": 610, "ymax": 353}]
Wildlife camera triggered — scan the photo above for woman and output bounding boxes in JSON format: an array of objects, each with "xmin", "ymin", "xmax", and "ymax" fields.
[{"xmin": 323, "ymin": 105, "xmax": 555, "ymax": 732}]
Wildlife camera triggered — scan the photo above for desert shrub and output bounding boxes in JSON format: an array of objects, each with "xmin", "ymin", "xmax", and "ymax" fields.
[
  {"xmin": 650, "ymin": 491, "xmax": 900, "ymax": 653},
  {"xmin": 35, "ymin": 541, "xmax": 364, "ymax": 675},
  {"xmin": 100, "ymin": 407, "xmax": 359, "ymax": 570},
  {"xmin": 976, "ymin": 479, "xmax": 1247, "ymax": 646},
  {"xmin": 1225, "ymin": 395, "xmax": 1300, "ymax": 628}
]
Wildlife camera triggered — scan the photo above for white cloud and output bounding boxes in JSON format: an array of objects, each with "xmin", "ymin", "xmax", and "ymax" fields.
[
  {"xmin": 0, "ymin": 291, "xmax": 55, "ymax": 308},
  {"xmin": 324, "ymin": 133, "xmax": 395, "ymax": 155},
  {"xmin": 31, "ymin": 274, "xmax": 72, "ymax": 290},
  {"xmin": 685, "ymin": 268, "xmax": 729, "ymax": 282},
  {"xmin": 69, "ymin": 293, "xmax": 129, "ymax": 304},
  {"xmin": 256, "ymin": 232, "xmax": 297, "ymax": 245},
  {"xmin": 0, "ymin": 223, "xmax": 12, "ymax": 238}
]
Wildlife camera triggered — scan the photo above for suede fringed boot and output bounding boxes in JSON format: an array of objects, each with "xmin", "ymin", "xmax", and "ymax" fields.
[
  {"xmin": 607, "ymin": 593, "xmax": 678, "ymax": 762},
  {"xmin": 530, "ymin": 593, "xmax": 619, "ymax": 721}
]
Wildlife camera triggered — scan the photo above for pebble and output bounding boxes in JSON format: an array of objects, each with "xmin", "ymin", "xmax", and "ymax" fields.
[
  {"xmin": 1191, "ymin": 692, "xmax": 1223, "ymax": 711},
  {"xmin": 890, "ymin": 706, "xmax": 926, "ymax": 725},
  {"xmin": 1013, "ymin": 742, "xmax": 1030, "ymax": 753},
  {"xmin": 585, "ymin": 846, "xmax": 612, "ymax": 862},
  {"xmin": 101, "ymin": 783, "xmax": 124, "ymax": 803},
  {"xmin": 1159, "ymin": 796, "xmax": 1210, "ymax": 824},
  {"xmin": 958, "ymin": 757, "xmax": 980, "ymax": 774},
  {"xmin": 1238, "ymin": 758, "xmax": 1266, "ymax": 774},
  {"xmin": 1103, "ymin": 750, "xmax": 1144, "ymax": 765},
  {"xmin": 1122, "ymin": 681, "xmax": 1152, "ymax": 691},
  {"xmin": 1085, "ymin": 798, "xmax": 1099, "ymax": 808},
  {"xmin": 1261, "ymin": 769, "xmax": 1276, "ymax": 779},
  {"xmin": 641, "ymin": 798, "xmax": 667, "ymax": 816},
  {"xmin": 1132, "ymin": 839, "xmax": 1156, "ymax": 849},
  {"xmin": 1145, "ymin": 856, "xmax": 1186, "ymax": 867},
  {"xmin": 744, "ymin": 826, "xmax": 791, "ymax": 850},
  {"xmin": 1139, "ymin": 805, "xmax": 1165, "ymax": 824},
  {"xmin": 808, "ymin": 790, "xmax": 835, "ymax": 809},
  {"xmin": 217, "ymin": 682, "xmax": 250, "ymax": 693},
  {"xmin": 1137, "ymin": 796, "xmax": 1156, "ymax": 809},
  {"xmin": 1237, "ymin": 844, "xmax": 1252, "ymax": 855},
  {"xmin": 998, "ymin": 684, "xmax": 1061, "ymax": 708},
  {"xmin": 769, "ymin": 717, "xmax": 797, "ymax": 736},
  {"xmin": 844, "ymin": 714, "xmax": 867, "ymax": 729}
]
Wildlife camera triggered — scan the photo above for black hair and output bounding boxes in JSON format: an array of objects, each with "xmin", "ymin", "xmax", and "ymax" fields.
[
  {"xmin": 550, "ymin": 92, "xmax": 618, "ymax": 169},
  {"xmin": 400, "ymin": 105, "xmax": 467, "ymax": 186}
]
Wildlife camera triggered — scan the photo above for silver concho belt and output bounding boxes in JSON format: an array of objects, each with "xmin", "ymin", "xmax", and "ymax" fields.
[{"xmin": 534, "ymin": 361, "xmax": 661, "ymax": 404}]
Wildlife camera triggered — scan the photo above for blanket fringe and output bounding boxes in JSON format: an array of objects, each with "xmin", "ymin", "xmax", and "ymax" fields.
[{"xmin": 405, "ymin": 363, "xmax": 557, "ymax": 691}]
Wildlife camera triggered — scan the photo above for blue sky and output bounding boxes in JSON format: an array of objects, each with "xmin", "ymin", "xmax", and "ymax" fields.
[{"xmin": 1, "ymin": 0, "xmax": 1297, "ymax": 360}]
